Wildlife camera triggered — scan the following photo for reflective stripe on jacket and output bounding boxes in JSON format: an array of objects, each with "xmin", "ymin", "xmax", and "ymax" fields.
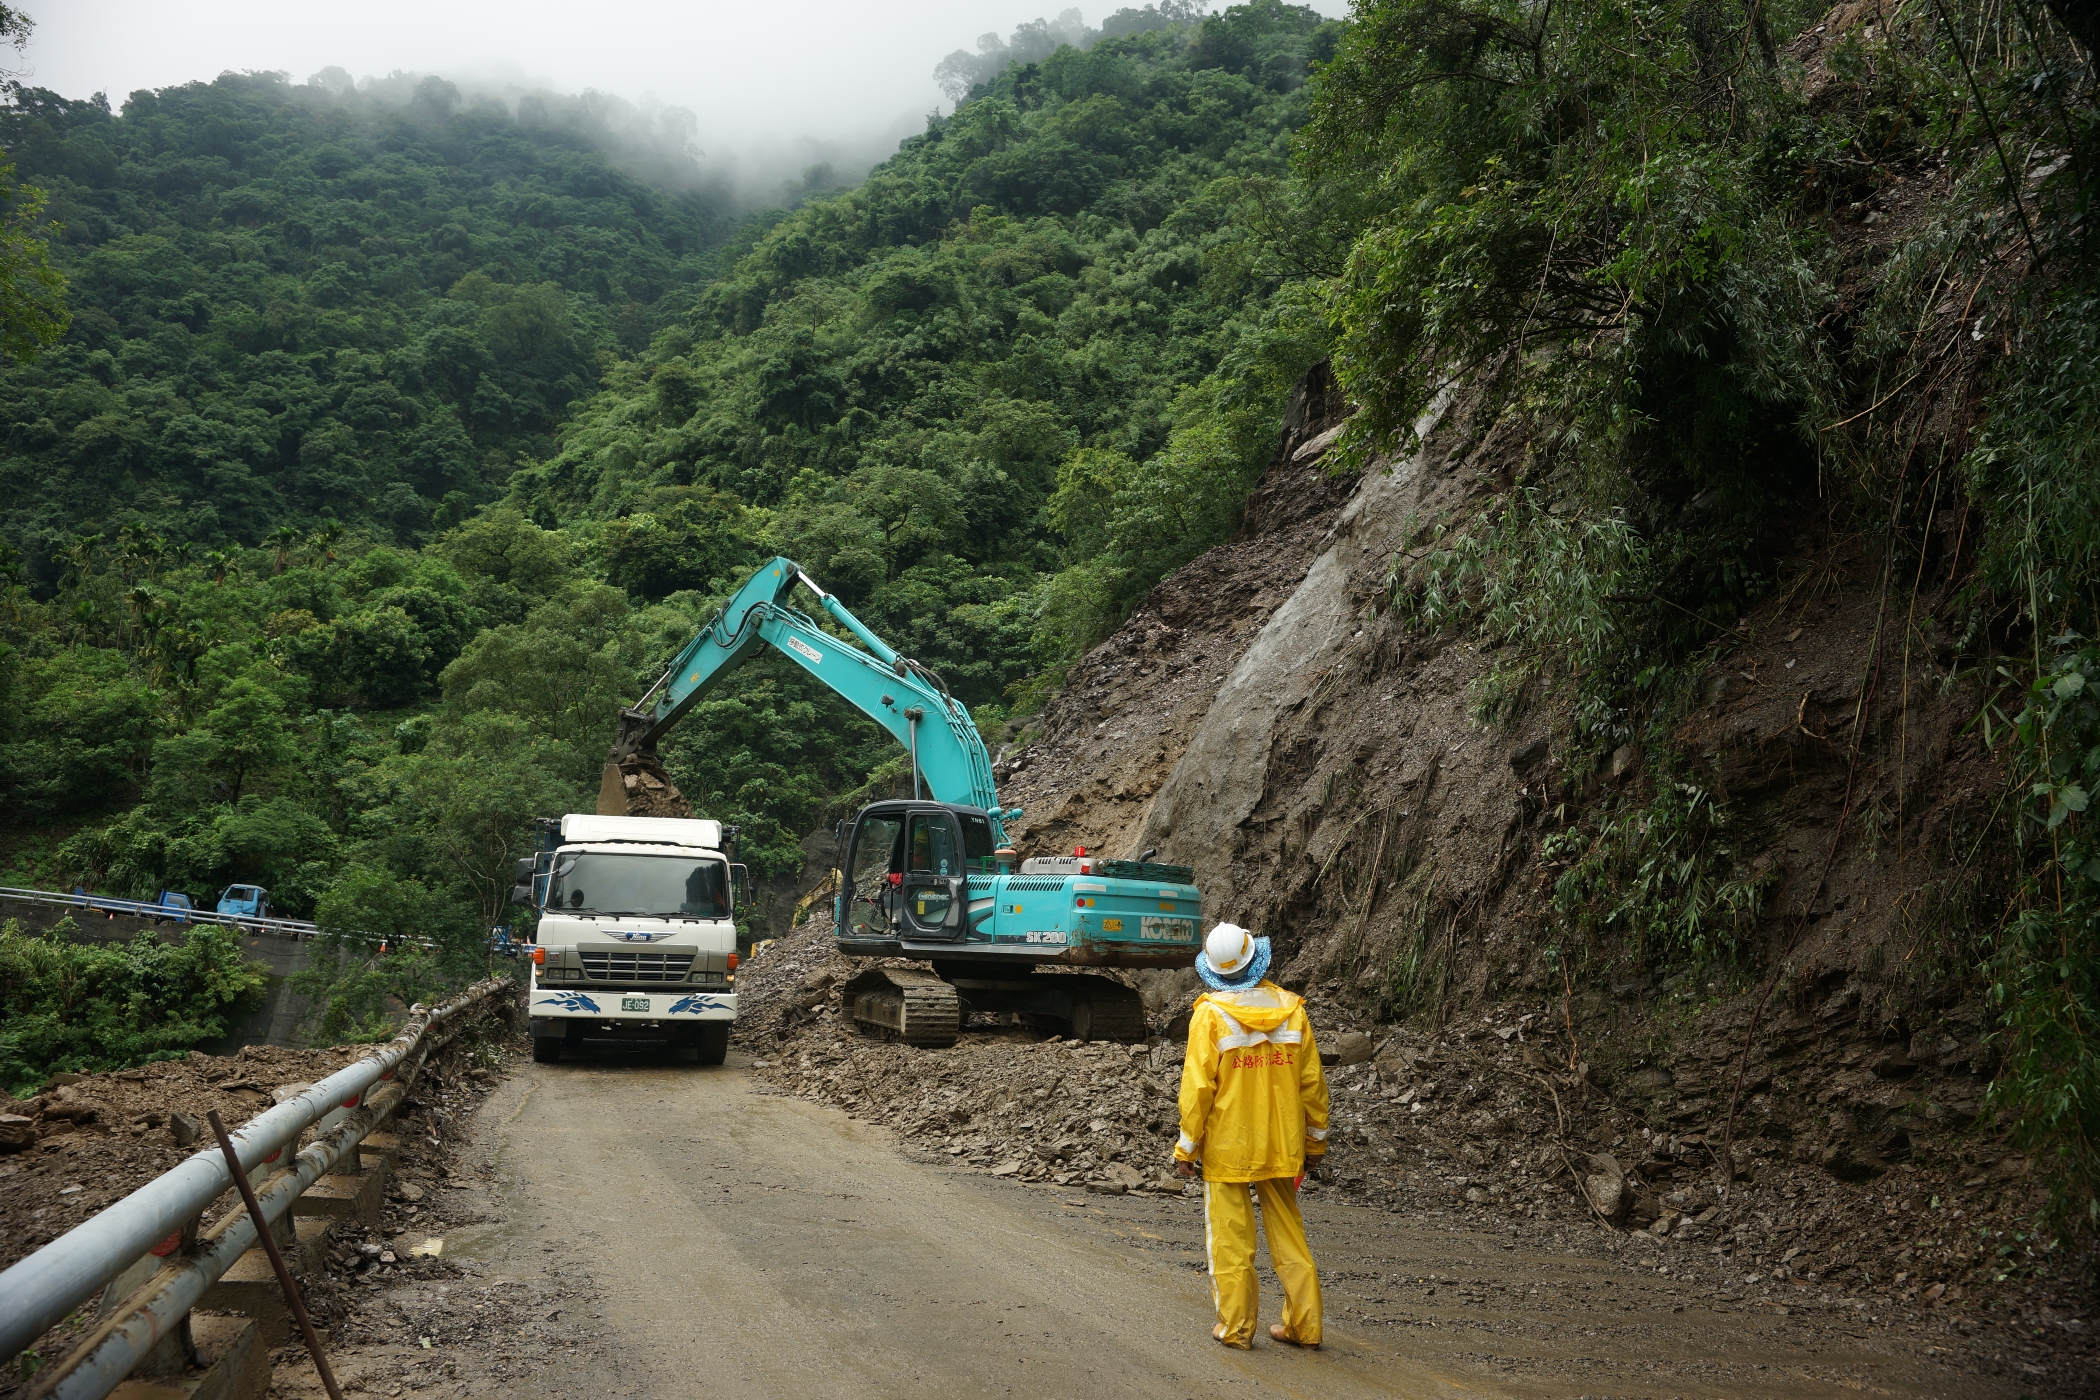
[{"xmin": 1174, "ymin": 981, "xmax": 1330, "ymax": 1183}]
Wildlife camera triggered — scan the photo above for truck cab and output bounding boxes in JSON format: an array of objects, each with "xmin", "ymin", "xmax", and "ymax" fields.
[
  {"xmin": 519, "ymin": 814, "xmax": 740, "ymax": 1065},
  {"xmin": 216, "ymin": 884, "xmax": 269, "ymax": 919}
]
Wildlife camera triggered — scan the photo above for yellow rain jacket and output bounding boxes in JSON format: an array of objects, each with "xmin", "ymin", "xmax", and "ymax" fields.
[{"xmin": 1174, "ymin": 982, "xmax": 1330, "ymax": 1183}]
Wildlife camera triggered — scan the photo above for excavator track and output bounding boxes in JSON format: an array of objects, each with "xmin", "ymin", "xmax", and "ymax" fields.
[
  {"xmin": 930, "ymin": 965, "xmax": 1148, "ymax": 1044},
  {"xmin": 843, "ymin": 967, "xmax": 961, "ymax": 1048},
  {"xmin": 1065, "ymin": 977, "xmax": 1147, "ymax": 1044}
]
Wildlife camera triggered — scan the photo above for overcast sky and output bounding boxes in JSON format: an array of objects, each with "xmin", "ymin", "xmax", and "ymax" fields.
[{"xmin": 20, "ymin": 1, "xmax": 1346, "ymax": 151}]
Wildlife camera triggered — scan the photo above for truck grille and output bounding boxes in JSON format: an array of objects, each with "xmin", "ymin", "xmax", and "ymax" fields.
[{"xmin": 579, "ymin": 951, "xmax": 695, "ymax": 982}]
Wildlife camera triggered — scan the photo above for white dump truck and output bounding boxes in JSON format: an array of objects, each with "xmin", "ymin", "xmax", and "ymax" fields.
[{"xmin": 515, "ymin": 814, "xmax": 742, "ymax": 1065}]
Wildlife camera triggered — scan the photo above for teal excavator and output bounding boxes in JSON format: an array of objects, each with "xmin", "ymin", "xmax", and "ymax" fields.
[{"xmin": 600, "ymin": 556, "xmax": 1202, "ymax": 1047}]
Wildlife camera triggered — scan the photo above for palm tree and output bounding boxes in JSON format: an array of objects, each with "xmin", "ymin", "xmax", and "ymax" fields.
[
  {"xmin": 201, "ymin": 549, "xmax": 238, "ymax": 587},
  {"xmin": 54, "ymin": 532, "xmax": 102, "ymax": 592},
  {"xmin": 263, "ymin": 525, "xmax": 302, "ymax": 574},
  {"xmin": 308, "ymin": 521, "xmax": 344, "ymax": 567},
  {"xmin": 113, "ymin": 524, "xmax": 166, "ymax": 583},
  {"xmin": 70, "ymin": 596, "xmax": 105, "ymax": 645},
  {"xmin": 123, "ymin": 583, "xmax": 161, "ymax": 651}
]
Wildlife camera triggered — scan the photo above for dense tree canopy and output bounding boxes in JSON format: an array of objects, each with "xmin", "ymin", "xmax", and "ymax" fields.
[
  {"xmin": 0, "ymin": 71, "xmax": 734, "ymax": 577},
  {"xmin": 523, "ymin": 0, "xmax": 1341, "ymax": 694}
]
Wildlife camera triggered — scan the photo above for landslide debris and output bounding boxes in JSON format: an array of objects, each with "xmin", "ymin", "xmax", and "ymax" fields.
[
  {"xmin": 735, "ymin": 910, "xmax": 2098, "ymax": 1385},
  {"xmin": 0, "ymin": 1044, "xmax": 375, "ymax": 1268}
]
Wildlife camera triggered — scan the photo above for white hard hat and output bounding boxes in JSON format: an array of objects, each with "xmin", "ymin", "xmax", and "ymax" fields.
[{"xmin": 1204, "ymin": 923, "xmax": 1256, "ymax": 976}]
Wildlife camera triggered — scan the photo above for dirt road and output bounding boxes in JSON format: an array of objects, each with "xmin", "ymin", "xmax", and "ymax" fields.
[{"xmin": 376, "ymin": 1054, "xmax": 2034, "ymax": 1400}]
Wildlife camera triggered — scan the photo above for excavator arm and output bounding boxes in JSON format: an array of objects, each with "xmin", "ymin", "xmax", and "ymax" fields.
[{"xmin": 602, "ymin": 557, "xmax": 1012, "ymax": 843}]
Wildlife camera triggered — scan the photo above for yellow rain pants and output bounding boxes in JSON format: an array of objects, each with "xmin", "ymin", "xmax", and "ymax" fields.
[{"xmin": 1205, "ymin": 1177, "xmax": 1323, "ymax": 1348}]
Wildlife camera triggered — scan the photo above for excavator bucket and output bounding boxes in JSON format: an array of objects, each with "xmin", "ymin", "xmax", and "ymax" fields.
[{"xmin": 596, "ymin": 754, "xmax": 693, "ymax": 818}]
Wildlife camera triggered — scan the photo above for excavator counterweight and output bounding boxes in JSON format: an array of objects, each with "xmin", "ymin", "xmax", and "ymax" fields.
[{"xmin": 600, "ymin": 557, "xmax": 1201, "ymax": 1045}]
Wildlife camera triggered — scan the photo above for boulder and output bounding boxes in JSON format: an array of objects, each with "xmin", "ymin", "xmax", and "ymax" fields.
[
  {"xmin": 1581, "ymin": 1152, "xmax": 1629, "ymax": 1222},
  {"xmin": 1508, "ymin": 736, "xmax": 1550, "ymax": 774},
  {"xmin": 1330, "ymin": 1031, "xmax": 1374, "ymax": 1067}
]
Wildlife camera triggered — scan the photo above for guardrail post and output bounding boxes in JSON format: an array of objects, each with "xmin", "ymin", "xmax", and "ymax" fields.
[{"xmin": 91, "ymin": 1217, "xmax": 200, "ymax": 1380}]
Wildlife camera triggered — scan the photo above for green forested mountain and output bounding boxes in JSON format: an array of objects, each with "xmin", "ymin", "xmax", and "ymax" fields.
[
  {"xmin": 527, "ymin": 1, "xmax": 1339, "ymax": 699},
  {"xmin": 0, "ymin": 4, "xmax": 1339, "ymax": 1059},
  {"xmin": 0, "ymin": 72, "xmax": 732, "ymax": 571}
]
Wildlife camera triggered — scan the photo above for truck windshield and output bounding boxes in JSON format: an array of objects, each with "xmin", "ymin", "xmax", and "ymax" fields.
[{"xmin": 547, "ymin": 854, "xmax": 729, "ymax": 917}]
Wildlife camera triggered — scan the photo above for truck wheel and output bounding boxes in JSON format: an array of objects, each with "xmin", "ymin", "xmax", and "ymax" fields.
[
  {"xmin": 694, "ymin": 1023, "xmax": 729, "ymax": 1066},
  {"xmin": 531, "ymin": 1035, "xmax": 563, "ymax": 1064}
]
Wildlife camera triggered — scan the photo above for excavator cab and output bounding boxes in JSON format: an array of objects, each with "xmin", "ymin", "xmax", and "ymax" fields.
[{"xmin": 840, "ymin": 801, "xmax": 995, "ymax": 943}]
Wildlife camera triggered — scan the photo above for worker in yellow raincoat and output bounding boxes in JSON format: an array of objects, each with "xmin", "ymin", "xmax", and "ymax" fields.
[{"xmin": 1173, "ymin": 922, "xmax": 1329, "ymax": 1350}]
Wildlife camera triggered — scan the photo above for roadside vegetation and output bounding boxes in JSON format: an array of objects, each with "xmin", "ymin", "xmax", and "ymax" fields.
[{"xmin": 0, "ymin": 916, "xmax": 264, "ymax": 1093}]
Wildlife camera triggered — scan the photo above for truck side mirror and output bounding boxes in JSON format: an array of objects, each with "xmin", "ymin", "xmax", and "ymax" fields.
[
  {"xmin": 730, "ymin": 863, "xmax": 749, "ymax": 910},
  {"xmin": 514, "ymin": 857, "xmax": 535, "ymax": 882},
  {"xmin": 510, "ymin": 882, "xmax": 535, "ymax": 908}
]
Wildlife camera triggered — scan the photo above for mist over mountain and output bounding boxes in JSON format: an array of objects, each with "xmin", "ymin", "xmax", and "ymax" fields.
[{"xmin": 298, "ymin": 66, "xmax": 925, "ymax": 210}]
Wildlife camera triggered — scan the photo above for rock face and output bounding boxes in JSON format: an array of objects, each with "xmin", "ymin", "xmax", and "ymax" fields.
[
  {"xmin": 969, "ymin": 362, "xmax": 2006, "ymax": 1226},
  {"xmin": 1136, "ymin": 435, "xmax": 1443, "ymax": 921}
]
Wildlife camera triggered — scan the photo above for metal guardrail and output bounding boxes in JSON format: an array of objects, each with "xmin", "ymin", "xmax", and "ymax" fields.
[
  {"xmin": 0, "ymin": 977, "xmax": 513, "ymax": 1397},
  {"xmin": 0, "ymin": 886, "xmax": 434, "ymax": 949}
]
